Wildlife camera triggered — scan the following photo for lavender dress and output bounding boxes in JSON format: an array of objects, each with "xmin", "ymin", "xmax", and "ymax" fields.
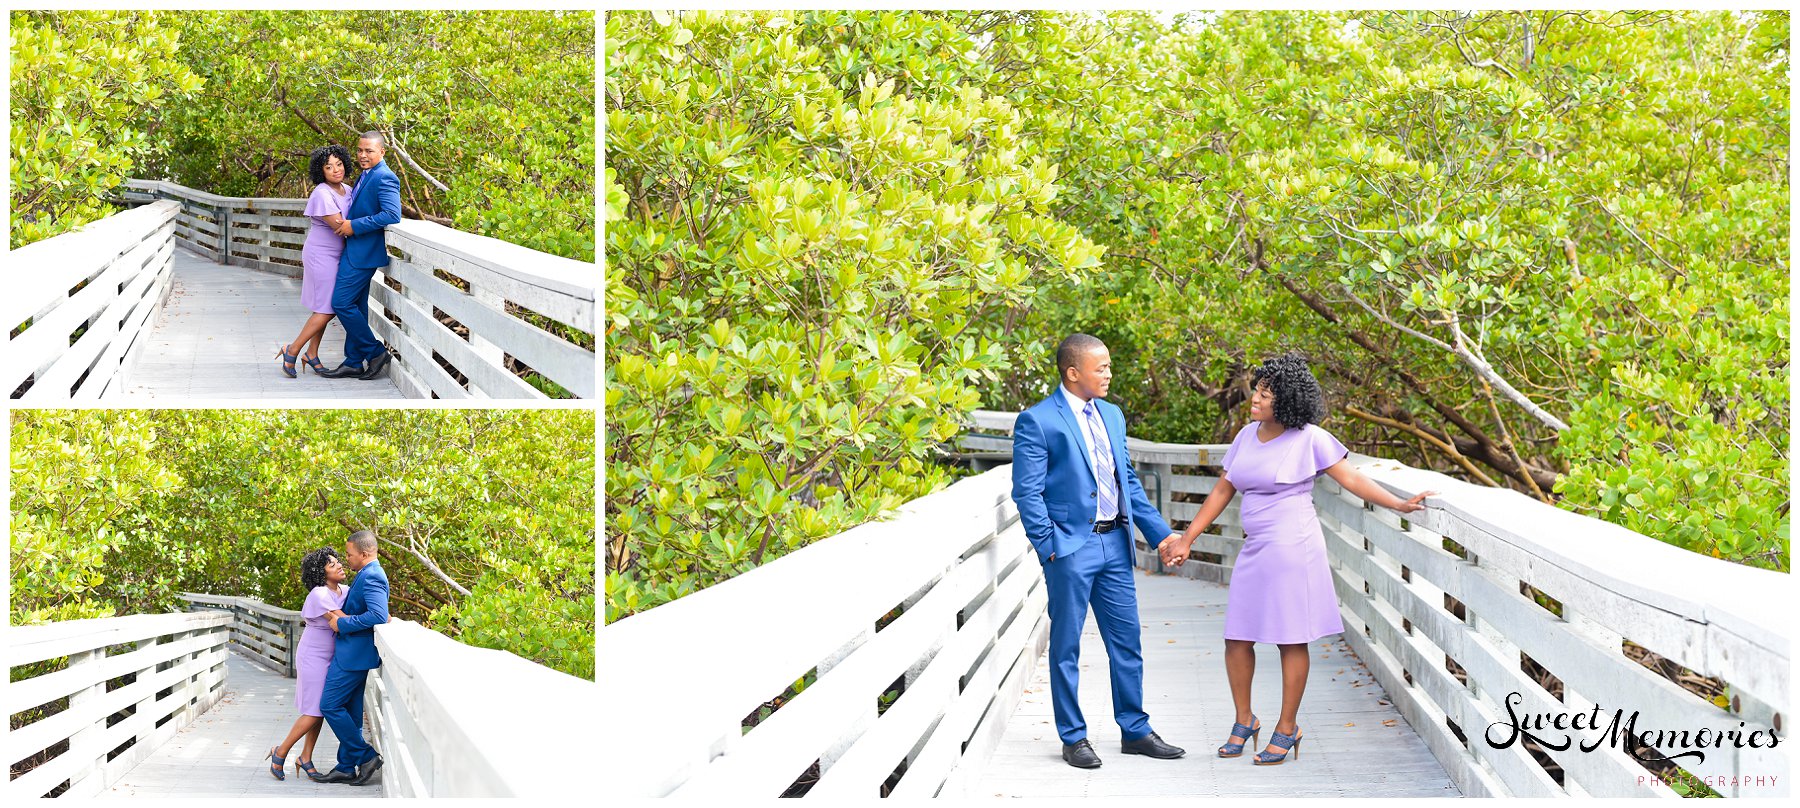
[
  {"xmin": 300, "ymin": 183, "xmax": 349, "ymax": 315},
  {"xmin": 1221, "ymin": 423, "xmax": 1350, "ymax": 644},
  {"xmin": 295, "ymin": 584, "xmax": 347, "ymax": 715}
]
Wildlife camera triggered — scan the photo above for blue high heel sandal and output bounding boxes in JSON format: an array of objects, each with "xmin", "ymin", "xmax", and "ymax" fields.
[
  {"xmin": 276, "ymin": 345, "xmax": 298, "ymax": 378},
  {"xmin": 266, "ymin": 746, "xmax": 287, "ymax": 780},
  {"xmin": 1254, "ymin": 727, "xmax": 1302, "ymax": 765},
  {"xmin": 302, "ymin": 353, "xmax": 328, "ymax": 375},
  {"xmin": 1217, "ymin": 715, "xmax": 1261, "ymax": 758},
  {"xmin": 297, "ymin": 758, "xmax": 323, "ymax": 780}
]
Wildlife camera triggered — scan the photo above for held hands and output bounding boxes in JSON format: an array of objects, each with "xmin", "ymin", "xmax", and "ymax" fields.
[
  {"xmin": 1157, "ymin": 533, "xmax": 1192, "ymax": 567},
  {"xmin": 325, "ymin": 609, "xmax": 345, "ymax": 631},
  {"xmin": 333, "ymin": 220, "xmax": 354, "ymax": 237}
]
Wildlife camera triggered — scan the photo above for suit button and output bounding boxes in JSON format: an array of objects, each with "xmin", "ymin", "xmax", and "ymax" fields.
[{"xmin": 1090, "ymin": 491, "xmax": 1097, "ymax": 498}]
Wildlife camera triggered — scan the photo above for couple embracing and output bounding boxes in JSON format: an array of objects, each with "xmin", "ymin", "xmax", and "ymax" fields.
[
  {"xmin": 276, "ymin": 132, "xmax": 400, "ymax": 381},
  {"xmin": 265, "ymin": 531, "xmax": 390, "ymax": 786},
  {"xmin": 1012, "ymin": 334, "xmax": 1435, "ymax": 770}
]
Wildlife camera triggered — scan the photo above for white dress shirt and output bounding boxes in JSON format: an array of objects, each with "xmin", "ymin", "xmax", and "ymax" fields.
[{"xmin": 1062, "ymin": 385, "xmax": 1119, "ymax": 521}]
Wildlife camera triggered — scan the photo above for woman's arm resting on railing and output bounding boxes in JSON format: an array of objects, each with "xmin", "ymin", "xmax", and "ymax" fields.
[
  {"xmin": 1161, "ymin": 475, "xmax": 1238, "ymax": 567},
  {"xmin": 1323, "ymin": 459, "xmax": 1436, "ymax": 513}
]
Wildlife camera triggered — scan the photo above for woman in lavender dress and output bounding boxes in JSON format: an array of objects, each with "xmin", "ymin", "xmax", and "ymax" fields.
[
  {"xmin": 276, "ymin": 145, "xmax": 354, "ymax": 377},
  {"xmin": 266, "ymin": 548, "xmax": 347, "ymax": 781},
  {"xmin": 1161, "ymin": 354, "xmax": 1434, "ymax": 766}
]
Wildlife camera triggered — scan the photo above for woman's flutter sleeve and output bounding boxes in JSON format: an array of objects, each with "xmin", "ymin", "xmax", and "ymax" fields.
[
  {"xmin": 301, "ymin": 586, "xmax": 331, "ymax": 619},
  {"xmin": 1274, "ymin": 425, "xmax": 1349, "ymax": 484},
  {"xmin": 1220, "ymin": 425, "xmax": 1248, "ymax": 475},
  {"xmin": 302, "ymin": 184, "xmax": 339, "ymax": 218}
]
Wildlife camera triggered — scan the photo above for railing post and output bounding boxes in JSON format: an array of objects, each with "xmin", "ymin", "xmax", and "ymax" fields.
[
  {"xmin": 217, "ymin": 203, "xmax": 232, "ymax": 266},
  {"xmin": 62, "ymin": 648, "xmax": 109, "ymax": 795}
]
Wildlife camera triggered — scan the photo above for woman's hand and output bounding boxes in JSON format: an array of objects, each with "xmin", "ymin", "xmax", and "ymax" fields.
[
  {"xmin": 1390, "ymin": 491, "xmax": 1436, "ymax": 514},
  {"xmin": 1158, "ymin": 533, "xmax": 1193, "ymax": 567}
]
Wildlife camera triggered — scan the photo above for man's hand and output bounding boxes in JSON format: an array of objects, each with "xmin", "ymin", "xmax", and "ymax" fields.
[
  {"xmin": 1158, "ymin": 533, "xmax": 1192, "ymax": 567},
  {"xmin": 334, "ymin": 220, "xmax": 353, "ymax": 237},
  {"xmin": 327, "ymin": 612, "xmax": 340, "ymax": 632}
]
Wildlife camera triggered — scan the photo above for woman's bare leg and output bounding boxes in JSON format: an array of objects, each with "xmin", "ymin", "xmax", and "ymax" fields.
[
  {"xmin": 1221, "ymin": 639, "xmax": 1257, "ymax": 751},
  {"xmin": 275, "ymin": 714, "xmax": 321, "ymax": 759},
  {"xmin": 300, "ymin": 717, "xmax": 323, "ymax": 764},
  {"xmin": 1266, "ymin": 642, "xmax": 1311, "ymax": 753},
  {"xmin": 303, "ymin": 313, "xmax": 333, "ymax": 361},
  {"xmin": 286, "ymin": 313, "xmax": 335, "ymax": 358}
]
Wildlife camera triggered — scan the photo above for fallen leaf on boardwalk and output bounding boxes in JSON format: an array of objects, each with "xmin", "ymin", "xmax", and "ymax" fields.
[
  {"xmin": 1344, "ymin": 722, "xmax": 1355, "ymax": 727},
  {"xmin": 1168, "ymin": 640, "xmax": 1176, "ymax": 643},
  {"xmin": 1382, "ymin": 719, "xmax": 1397, "ymax": 727},
  {"xmin": 1337, "ymin": 669, "xmax": 1346, "ymax": 674}
]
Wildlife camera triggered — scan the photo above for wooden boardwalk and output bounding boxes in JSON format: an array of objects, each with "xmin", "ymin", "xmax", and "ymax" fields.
[
  {"xmin": 101, "ymin": 651, "xmax": 383, "ymax": 798},
  {"xmin": 976, "ymin": 571, "xmax": 1460, "ymax": 798},
  {"xmin": 121, "ymin": 248, "xmax": 405, "ymax": 400}
]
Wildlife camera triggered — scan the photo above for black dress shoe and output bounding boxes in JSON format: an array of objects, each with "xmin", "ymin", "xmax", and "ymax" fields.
[
  {"xmin": 351, "ymin": 754, "xmax": 383, "ymax": 785},
  {"xmin": 316, "ymin": 768, "xmax": 358, "ymax": 784},
  {"xmin": 316, "ymin": 362, "xmax": 364, "ymax": 379},
  {"xmin": 1122, "ymin": 731, "xmax": 1186, "ymax": 759},
  {"xmin": 359, "ymin": 350, "xmax": 391, "ymax": 380},
  {"xmin": 1062, "ymin": 739, "xmax": 1102, "ymax": 769}
]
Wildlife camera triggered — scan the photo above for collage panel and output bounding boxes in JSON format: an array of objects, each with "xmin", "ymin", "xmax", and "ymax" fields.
[
  {"xmin": 5, "ymin": 6, "xmax": 602, "ymax": 801},
  {"xmin": 8, "ymin": 8, "xmax": 596, "ymax": 402},
  {"xmin": 601, "ymin": 8, "xmax": 1790, "ymax": 801}
]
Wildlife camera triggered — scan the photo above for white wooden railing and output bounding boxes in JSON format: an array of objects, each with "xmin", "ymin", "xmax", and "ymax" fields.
[
  {"xmin": 2, "ymin": 200, "xmax": 178, "ymax": 399},
  {"xmin": 6, "ymin": 612, "xmax": 232, "ymax": 798},
  {"xmin": 601, "ymin": 467, "xmax": 1048, "ymax": 797},
  {"xmin": 365, "ymin": 619, "xmax": 598, "ymax": 798},
  {"xmin": 180, "ymin": 593, "xmax": 304, "ymax": 677},
  {"xmin": 958, "ymin": 409, "xmax": 1790, "ymax": 797},
  {"xmin": 107, "ymin": 179, "xmax": 597, "ymax": 399}
]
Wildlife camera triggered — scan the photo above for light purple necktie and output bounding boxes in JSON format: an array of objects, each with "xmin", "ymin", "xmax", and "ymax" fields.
[{"xmin": 1084, "ymin": 401, "xmax": 1120, "ymax": 520}]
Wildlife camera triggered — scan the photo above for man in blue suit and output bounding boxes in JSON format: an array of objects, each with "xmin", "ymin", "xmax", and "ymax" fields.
[
  {"xmin": 1011, "ymin": 333, "xmax": 1187, "ymax": 769},
  {"xmin": 316, "ymin": 530, "xmax": 389, "ymax": 785},
  {"xmin": 318, "ymin": 132, "xmax": 401, "ymax": 381}
]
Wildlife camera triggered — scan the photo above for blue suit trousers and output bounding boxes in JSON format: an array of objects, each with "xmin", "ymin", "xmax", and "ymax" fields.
[
  {"xmin": 1043, "ymin": 525, "xmax": 1152, "ymax": 745},
  {"xmin": 319, "ymin": 656, "xmax": 374, "ymax": 773},
  {"xmin": 331, "ymin": 264, "xmax": 383, "ymax": 367}
]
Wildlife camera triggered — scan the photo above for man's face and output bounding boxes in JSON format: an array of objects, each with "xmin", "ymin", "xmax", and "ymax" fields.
[
  {"xmin": 356, "ymin": 138, "xmax": 384, "ymax": 170},
  {"xmin": 344, "ymin": 542, "xmax": 371, "ymax": 570},
  {"xmin": 1066, "ymin": 345, "xmax": 1113, "ymax": 400}
]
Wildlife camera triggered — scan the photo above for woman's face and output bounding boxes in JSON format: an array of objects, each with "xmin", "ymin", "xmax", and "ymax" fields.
[
  {"xmin": 323, "ymin": 154, "xmax": 346, "ymax": 184},
  {"xmin": 1249, "ymin": 381, "xmax": 1276, "ymax": 424},
  {"xmin": 325, "ymin": 556, "xmax": 346, "ymax": 585}
]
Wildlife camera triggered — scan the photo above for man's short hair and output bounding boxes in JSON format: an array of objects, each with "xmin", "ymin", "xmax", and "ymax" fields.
[
  {"xmin": 1056, "ymin": 333, "xmax": 1106, "ymax": 380},
  {"xmin": 348, "ymin": 530, "xmax": 379, "ymax": 553},
  {"xmin": 359, "ymin": 130, "xmax": 386, "ymax": 148}
]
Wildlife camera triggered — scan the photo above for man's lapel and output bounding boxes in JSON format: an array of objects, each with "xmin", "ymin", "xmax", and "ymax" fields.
[
  {"xmin": 346, "ymin": 167, "xmax": 368, "ymax": 212},
  {"xmin": 1053, "ymin": 391, "xmax": 1098, "ymax": 481}
]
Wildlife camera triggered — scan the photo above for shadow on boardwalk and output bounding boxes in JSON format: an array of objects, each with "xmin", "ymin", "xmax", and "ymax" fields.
[
  {"xmin": 977, "ymin": 571, "xmax": 1460, "ymax": 798},
  {"xmin": 123, "ymin": 248, "xmax": 405, "ymax": 400},
  {"xmin": 102, "ymin": 652, "xmax": 383, "ymax": 798}
]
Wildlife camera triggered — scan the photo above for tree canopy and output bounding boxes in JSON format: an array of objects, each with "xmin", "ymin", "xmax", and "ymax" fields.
[
  {"xmin": 10, "ymin": 9, "xmax": 595, "ymax": 260},
  {"xmin": 11, "ymin": 409, "xmax": 596, "ymax": 679},
  {"xmin": 606, "ymin": 10, "xmax": 1788, "ymax": 619}
]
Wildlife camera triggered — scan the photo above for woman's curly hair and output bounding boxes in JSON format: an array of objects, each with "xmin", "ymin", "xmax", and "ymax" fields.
[
  {"xmin": 1252, "ymin": 352, "xmax": 1326, "ymax": 429},
  {"xmin": 307, "ymin": 144, "xmax": 353, "ymax": 187},
  {"xmin": 300, "ymin": 547, "xmax": 340, "ymax": 590}
]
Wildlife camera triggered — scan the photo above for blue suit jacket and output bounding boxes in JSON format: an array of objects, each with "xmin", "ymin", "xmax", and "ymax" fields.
[
  {"xmin": 1011, "ymin": 389, "xmax": 1173, "ymax": 564},
  {"xmin": 340, "ymin": 161, "xmax": 402, "ymax": 271},
  {"xmin": 333, "ymin": 558, "xmax": 389, "ymax": 671}
]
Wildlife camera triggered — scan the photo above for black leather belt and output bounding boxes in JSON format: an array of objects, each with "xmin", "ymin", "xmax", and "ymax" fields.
[{"xmin": 1093, "ymin": 517, "xmax": 1124, "ymax": 534}]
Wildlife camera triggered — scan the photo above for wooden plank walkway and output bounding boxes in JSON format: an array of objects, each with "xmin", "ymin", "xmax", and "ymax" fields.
[
  {"xmin": 101, "ymin": 651, "xmax": 383, "ymax": 798},
  {"xmin": 121, "ymin": 248, "xmax": 405, "ymax": 400},
  {"xmin": 976, "ymin": 571, "xmax": 1460, "ymax": 798}
]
